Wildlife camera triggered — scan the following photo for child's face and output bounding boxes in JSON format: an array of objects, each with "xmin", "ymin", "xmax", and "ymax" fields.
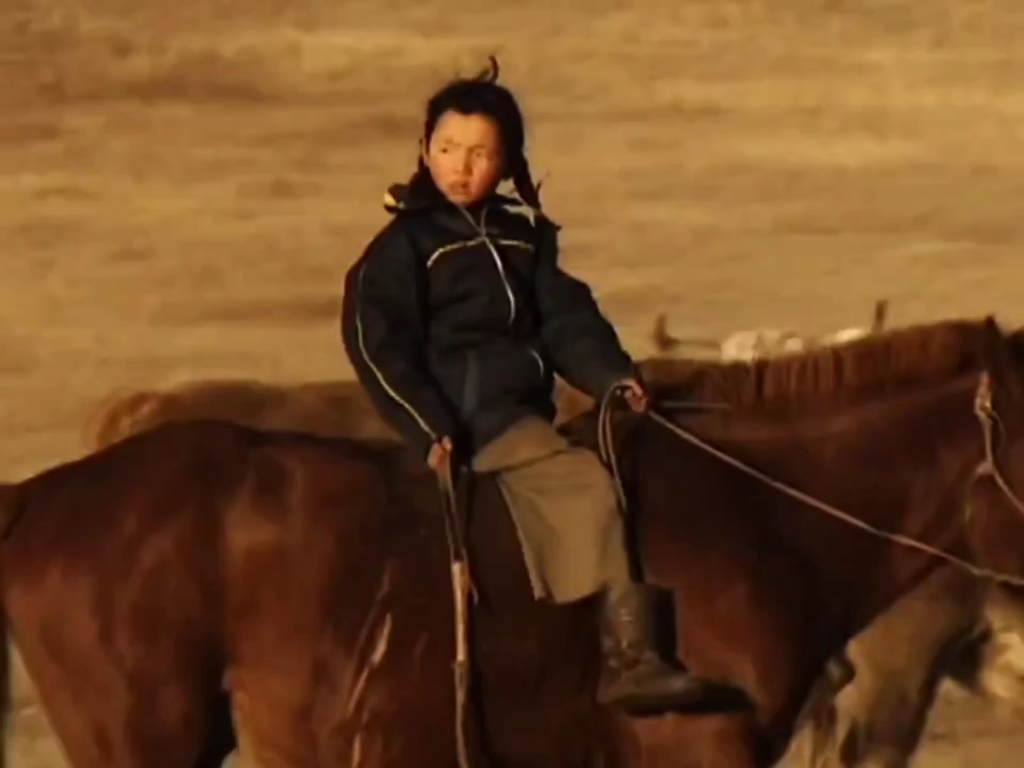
[{"xmin": 423, "ymin": 110, "xmax": 504, "ymax": 207}]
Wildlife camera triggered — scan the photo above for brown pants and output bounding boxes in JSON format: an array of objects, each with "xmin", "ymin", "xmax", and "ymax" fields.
[{"xmin": 471, "ymin": 417, "xmax": 632, "ymax": 604}]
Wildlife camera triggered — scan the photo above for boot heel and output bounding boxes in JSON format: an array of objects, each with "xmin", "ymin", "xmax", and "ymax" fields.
[{"xmin": 595, "ymin": 584, "xmax": 747, "ymax": 714}]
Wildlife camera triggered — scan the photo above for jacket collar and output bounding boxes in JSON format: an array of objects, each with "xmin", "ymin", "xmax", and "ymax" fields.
[{"xmin": 383, "ymin": 181, "xmax": 543, "ymax": 226}]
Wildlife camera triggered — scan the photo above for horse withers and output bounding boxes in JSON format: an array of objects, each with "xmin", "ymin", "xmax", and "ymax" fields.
[{"xmin": 2, "ymin": 318, "xmax": 1024, "ymax": 767}]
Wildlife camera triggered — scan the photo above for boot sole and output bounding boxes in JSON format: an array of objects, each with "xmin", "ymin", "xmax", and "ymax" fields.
[{"xmin": 600, "ymin": 680, "xmax": 750, "ymax": 716}]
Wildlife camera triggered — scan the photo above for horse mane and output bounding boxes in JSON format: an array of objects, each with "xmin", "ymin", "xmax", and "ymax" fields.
[
  {"xmin": 1011, "ymin": 327, "xmax": 1024, "ymax": 365},
  {"xmin": 640, "ymin": 318, "xmax": 995, "ymax": 413}
]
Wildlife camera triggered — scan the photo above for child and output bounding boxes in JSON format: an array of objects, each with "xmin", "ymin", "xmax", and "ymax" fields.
[{"xmin": 340, "ymin": 60, "xmax": 731, "ymax": 713}]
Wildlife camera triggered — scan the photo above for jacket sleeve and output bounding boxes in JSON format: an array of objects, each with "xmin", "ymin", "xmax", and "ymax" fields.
[
  {"xmin": 340, "ymin": 222, "xmax": 457, "ymax": 460},
  {"xmin": 533, "ymin": 218, "xmax": 636, "ymax": 399}
]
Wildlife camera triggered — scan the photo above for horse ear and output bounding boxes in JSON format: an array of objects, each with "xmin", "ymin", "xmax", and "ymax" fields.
[
  {"xmin": 980, "ymin": 315, "xmax": 1004, "ymax": 364},
  {"xmin": 979, "ymin": 315, "xmax": 1021, "ymax": 395}
]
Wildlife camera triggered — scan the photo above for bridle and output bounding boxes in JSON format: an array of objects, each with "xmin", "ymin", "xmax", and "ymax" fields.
[
  {"xmin": 972, "ymin": 371, "xmax": 1024, "ymax": 519},
  {"xmin": 597, "ymin": 372, "xmax": 1024, "ymax": 588}
]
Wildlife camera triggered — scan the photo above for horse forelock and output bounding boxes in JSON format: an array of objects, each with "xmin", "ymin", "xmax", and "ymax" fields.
[{"xmin": 640, "ymin": 318, "xmax": 993, "ymax": 413}]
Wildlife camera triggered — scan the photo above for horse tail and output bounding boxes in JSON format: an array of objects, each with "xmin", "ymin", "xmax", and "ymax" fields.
[
  {"xmin": 80, "ymin": 388, "xmax": 167, "ymax": 451},
  {"xmin": 0, "ymin": 596, "xmax": 8, "ymax": 768},
  {"xmin": 0, "ymin": 484, "xmax": 20, "ymax": 544},
  {"xmin": 0, "ymin": 482, "xmax": 22, "ymax": 768}
]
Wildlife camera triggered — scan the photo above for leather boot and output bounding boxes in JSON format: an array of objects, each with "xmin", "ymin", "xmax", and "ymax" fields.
[{"xmin": 595, "ymin": 584, "xmax": 741, "ymax": 714}]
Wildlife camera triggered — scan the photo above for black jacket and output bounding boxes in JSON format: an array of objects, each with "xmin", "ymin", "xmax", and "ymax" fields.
[{"xmin": 340, "ymin": 183, "xmax": 636, "ymax": 460}]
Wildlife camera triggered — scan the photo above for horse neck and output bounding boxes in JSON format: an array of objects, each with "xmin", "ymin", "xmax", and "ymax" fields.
[{"xmin": 631, "ymin": 373, "xmax": 988, "ymax": 634}]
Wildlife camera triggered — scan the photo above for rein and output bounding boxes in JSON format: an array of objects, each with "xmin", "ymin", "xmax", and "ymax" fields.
[
  {"xmin": 596, "ymin": 375, "xmax": 1024, "ymax": 589},
  {"xmin": 973, "ymin": 371, "xmax": 1024, "ymax": 519},
  {"xmin": 437, "ymin": 464, "xmax": 474, "ymax": 768}
]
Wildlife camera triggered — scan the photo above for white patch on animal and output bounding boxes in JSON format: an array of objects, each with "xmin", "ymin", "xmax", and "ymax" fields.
[
  {"xmin": 350, "ymin": 731, "xmax": 363, "ymax": 768},
  {"xmin": 374, "ymin": 560, "xmax": 395, "ymax": 602},
  {"xmin": 368, "ymin": 612, "xmax": 393, "ymax": 667},
  {"xmin": 820, "ymin": 327, "xmax": 872, "ymax": 345},
  {"xmin": 346, "ymin": 611, "xmax": 393, "ymax": 716},
  {"xmin": 345, "ymin": 563, "xmax": 396, "ymax": 716},
  {"xmin": 350, "ymin": 562, "xmax": 395, "ymax": 656},
  {"xmin": 970, "ymin": 590, "xmax": 1024, "ymax": 712},
  {"xmin": 717, "ymin": 325, "xmax": 873, "ymax": 362},
  {"xmin": 651, "ymin": 299, "xmax": 888, "ymax": 363},
  {"xmin": 719, "ymin": 328, "xmax": 807, "ymax": 361}
]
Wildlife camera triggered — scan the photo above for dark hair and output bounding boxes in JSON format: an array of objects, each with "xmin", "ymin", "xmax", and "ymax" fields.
[{"xmin": 409, "ymin": 56, "xmax": 543, "ymax": 210}]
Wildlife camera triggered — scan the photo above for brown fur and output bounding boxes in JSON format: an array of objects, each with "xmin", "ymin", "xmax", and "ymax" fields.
[
  {"xmin": 81, "ymin": 377, "xmax": 595, "ymax": 452},
  {"xmin": 80, "ymin": 321, "xmax": 982, "ymax": 455},
  {"xmin": 780, "ymin": 324, "xmax": 1024, "ymax": 768},
  {"xmin": 73, "ymin": 320, "xmax": 1024, "ymax": 768},
  {"xmin": 784, "ymin": 570, "xmax": 989, "ymax": 768},
  {"xmin": 80, "ymin": 379, "xmax": 401, "ymax": 450},
  {"xmin": 1, "ymin": 317, "xmax": 1020, "ymax": 768},
  {"xmin": 0, "ymin": 484, "xmax": 21, "ymax": 541},
  {"xmin": 640, "ymin": 319, "xmax": 988, "ymax": 413},
  {"xmin": 663, "ymin": 306, "xmax": 1022, "ymax": 768}
]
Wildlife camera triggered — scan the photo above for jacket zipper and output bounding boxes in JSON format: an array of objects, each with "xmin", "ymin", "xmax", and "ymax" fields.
[
  {"xmin": 528, "ymin": 348, "xmax": 546, "ymax": 379},
  {"xmin": 461, "ymin": 205, "xmax": 516, "ymax": 327}
]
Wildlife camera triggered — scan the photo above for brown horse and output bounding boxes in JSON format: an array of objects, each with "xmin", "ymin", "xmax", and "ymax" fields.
[
  {"xmin": 2, "ymin": 317, "xmax": 1021, "ymax": 768},
  {"xmin": 648, "ymin": 319, "xmax": 1024, "ymax": 768},
  {"xmin": 74, "ymin": 326, "xmax": 1024, "ymax": 768}
]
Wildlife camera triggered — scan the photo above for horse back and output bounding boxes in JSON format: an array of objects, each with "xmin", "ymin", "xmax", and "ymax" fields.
[
  {"xmin": 0, "ymin": 418, "xmax": 627, "ymax": 766},
  {"xmin": 221, "ymin": 427, "xmax": 626, "ymax": 766}
]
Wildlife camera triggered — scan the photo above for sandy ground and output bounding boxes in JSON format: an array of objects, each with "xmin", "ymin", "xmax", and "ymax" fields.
[{"xmin": 2, "ymin": 0, "xmax": 1024, "ymax": 764}]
